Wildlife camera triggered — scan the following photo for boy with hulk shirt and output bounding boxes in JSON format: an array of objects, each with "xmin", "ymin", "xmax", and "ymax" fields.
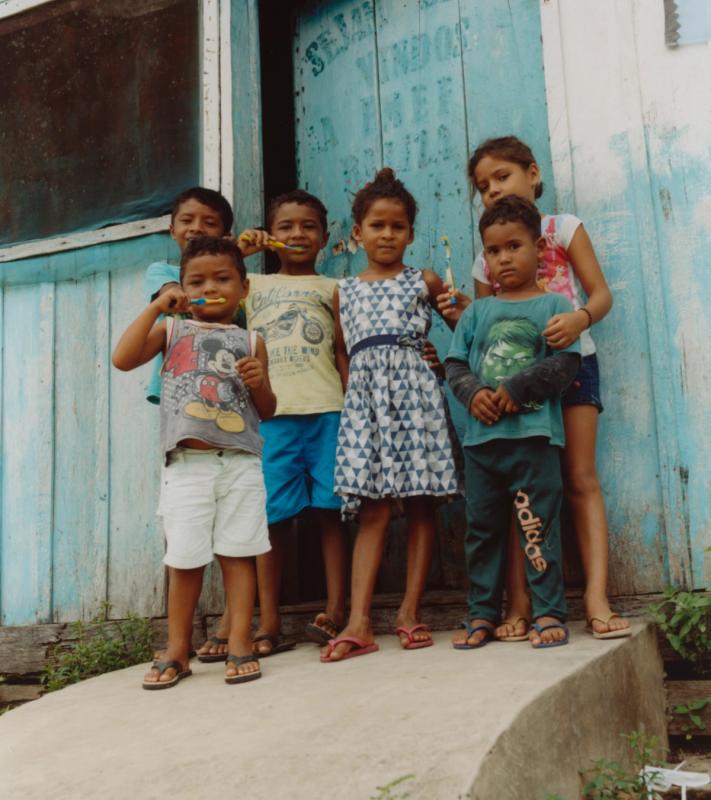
[
  {"xmin": 445, "ymin": 195, "xmax": 581, "ymax": 650},
  {"xmin": 146, "ymin": 187, "xmax": 347, "ymax": 659}
]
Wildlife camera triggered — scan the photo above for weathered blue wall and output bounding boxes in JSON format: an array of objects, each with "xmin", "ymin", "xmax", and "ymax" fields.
[
  {"xmin": 1, "ymin": 0, "xmax": 707, "ymax": 626},
  {"xmin": 0, "ymin": 0, "xmax": 263, "ymax": 625}
]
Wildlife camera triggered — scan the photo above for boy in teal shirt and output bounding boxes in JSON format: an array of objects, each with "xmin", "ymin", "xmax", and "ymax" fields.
[{"xmin": 446, "ymin": 196, "xmax": 581, "ymax": 649}]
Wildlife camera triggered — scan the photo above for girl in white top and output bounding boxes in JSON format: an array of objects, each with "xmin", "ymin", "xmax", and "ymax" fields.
[{"xmin": 441, "ymin": 136, "xmax": 630, "ymax": 644}]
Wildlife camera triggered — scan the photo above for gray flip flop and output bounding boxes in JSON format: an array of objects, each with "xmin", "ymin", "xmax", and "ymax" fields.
[
  {"xmin": 142, "ymin": 659, "xmax": 192, "ymax": 690},
  {"xmin": 252, "ymin": 633, "xmax": 296, "ymax": 657},
  {"xmin": 197, "ymin": 635, "xmax": 229, "ymax": 663},
  {"xmin": 225, "ymin": 654, "xmax": 262, "ymax": 684}
]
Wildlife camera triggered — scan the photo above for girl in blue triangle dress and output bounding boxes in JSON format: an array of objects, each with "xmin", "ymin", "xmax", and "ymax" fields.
[{"xmin": 321, "ymin": 168, "xmax": 461, "ymax": 662}]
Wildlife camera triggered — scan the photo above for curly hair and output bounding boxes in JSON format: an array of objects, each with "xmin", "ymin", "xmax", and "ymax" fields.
[
  {"xmin": 180, "ymin": 236, "xmax": 246, "ymax": 282},
  {"xmin": 478, "ymin": 196, "xmax": 541, "ymax": 242},
  {"xmin": 352, "ymin": 167, "xmax": 418, "ymax": 225}
]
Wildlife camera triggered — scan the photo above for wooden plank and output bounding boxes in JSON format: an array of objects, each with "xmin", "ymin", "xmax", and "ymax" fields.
[
  {"xmin": 51, "ymin": 275, "xmax": 110, "ymax": 621},
  {"xmin": 1, "ymin": 283, "xmax": 54, "ymax": 624},
  {"xmin": 667, "ymin": 681, "xmax": 711, "ymax": 736},
  {"xmin": 294, "ymin": 0, "xmax": 380, "ymax": 280},
  {"xmin": 0, "ymin": 623, "xmax": 63, "ymax": 674},
  {"xmin": 539, "ymin": 0, "xmax": 675, "ymax": 594},
  {"xmin": 231, "ymin": 0, "xmax": 264, "ymax": 237},
  {"xmin": 0, "ymin": 217, "xmax": 170, "ymax": 264},
  {"xmin": 1, "ymin": 232, "xmax": 174, "ymax": 287},
  {"xmin": 627, "ymin": 0, "xmax": 711, "ymax": 590},
  {"xmin": 107, "ymin": 267, "xmax": 165, "ymax": 619},
  {"xmin": 461, "ymin": 0, "xmax": 555, "ymax": 213}
]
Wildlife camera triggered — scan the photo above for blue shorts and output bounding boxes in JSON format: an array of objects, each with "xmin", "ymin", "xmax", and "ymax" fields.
[
  {"xmin": 561, "ymin": 353, "xmax": 603, "ymax": 413},
  {"xmin": 261, "ymin": 412, "xmax": 342, "ymax": 525}
]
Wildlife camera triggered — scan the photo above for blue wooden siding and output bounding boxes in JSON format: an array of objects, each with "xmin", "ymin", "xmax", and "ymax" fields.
[
  {"xmin": 0, "ymin": 1, "xmax": 262, "ymax": 625},
  {"xmin": 0, "ymin": 0, "xmax": 707, "ymax": 626}
]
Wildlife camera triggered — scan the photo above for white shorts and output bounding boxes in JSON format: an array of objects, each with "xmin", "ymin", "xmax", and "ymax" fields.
[{"xmin": 158, "ymin": 448, "xmax": 271, "ymax": 568}]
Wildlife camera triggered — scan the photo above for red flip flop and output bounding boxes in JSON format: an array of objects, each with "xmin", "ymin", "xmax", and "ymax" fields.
[
  {"xmin": 320, "ymin": 636, "xmax": 379, "ymax": 662},
  {"xmin": 395, "ymin": 624, "xmax": 433, "ymax": 650}
]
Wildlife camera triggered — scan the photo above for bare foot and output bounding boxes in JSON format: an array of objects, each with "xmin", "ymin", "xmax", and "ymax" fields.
[
  {"xmin": 529, "ymin": 616, "xmax": 568, "ymax": 647},
  {"xmin": 196, "ymin": 634, "xmax": 228, "ymax": 659},
  {"xmin": 395, "ymin": 612, "xmax": 432, "ymax": 649},
  {"xmin": 310, "ymin": 612, "xmax": 340, "ymax": 639},
  {"xmin": 494, "ymin": 617, "xmax": 530, "ymax": 642},
  {"xmin": 451, "ymin": 619, "xmax": 494, "ymax": 648},
  {"xmin": 320, "ymin": 620, "xmax": 374, "ymax": 661}
]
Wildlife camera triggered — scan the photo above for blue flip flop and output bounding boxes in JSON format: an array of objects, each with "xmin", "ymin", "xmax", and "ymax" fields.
[
  {"xmin": 453, "ymin": 620, "xmax": 495, "ymax": 650},
  {"xmin": 530, "ymin": 621, "xmax": 569, "ymax": 649}
]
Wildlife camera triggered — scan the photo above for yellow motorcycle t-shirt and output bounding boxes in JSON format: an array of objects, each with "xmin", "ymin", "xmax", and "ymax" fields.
[{"xmin": 245, "ymin": 273, "xmax": 343, "ymax": 415}]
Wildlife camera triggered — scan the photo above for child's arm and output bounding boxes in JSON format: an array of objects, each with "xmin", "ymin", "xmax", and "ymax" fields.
[
  {"xmin": 445, "ymin": 359, "xmax": 501, "ymax": 425},
  {"xmin": 237, "ymin": 335, "xmax": 276, "ymax": 420},
  {"xmin": 112, "ymin": 287, "xmax": 190, "ymax": 371},
  {"xmin": 423, "ymin": 270, "xmax": 469, "ymax": 327},
  {"xmin": 332, "ymin": 288, "xmax": 349, "ymax": 392},
  {"xmin": 236, "ymin": 228, "xmax": 281, "ymax": 258},
  {"xmin": 495, "ymin": 351, "xmax": 581, "ymax": 411},
  {"xmin": 543, "ymin": 225, "xmax": 612, "ymax": 348}
]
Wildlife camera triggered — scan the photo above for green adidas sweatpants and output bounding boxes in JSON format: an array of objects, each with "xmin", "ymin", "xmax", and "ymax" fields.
[{"xmin": 463, "ymin": 436, "xmax": 567, "ymax": 624}]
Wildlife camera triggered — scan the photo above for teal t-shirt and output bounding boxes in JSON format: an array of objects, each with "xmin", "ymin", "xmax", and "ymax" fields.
[{"xmin": 447, "ymin": 294, "xmax": 580, "ymax": 448}]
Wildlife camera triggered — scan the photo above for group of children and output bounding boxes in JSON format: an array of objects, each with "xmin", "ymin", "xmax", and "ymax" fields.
[{"xmin": 112, "ymin": 135, "xmax": 630, "ymax": 690}]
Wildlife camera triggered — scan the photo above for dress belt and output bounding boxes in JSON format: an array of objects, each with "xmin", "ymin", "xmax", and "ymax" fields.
[{"xmin": 349, "ymin": 334, "xmax": 422, "ymax": 358}]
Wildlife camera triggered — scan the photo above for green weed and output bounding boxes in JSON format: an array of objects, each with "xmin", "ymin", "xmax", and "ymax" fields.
[
  {"xmin": 370, "ymin": 774, "xmax": 415, "ymax": 799},
  {"xmin": 581, "ymin": 731, "xmax": 668, "ymax": 800},
  {"xmin": 43, "ymin": 602, "xmax": 153, "ymax": 692},
  {"xmin": 648, "ymin": 588, "xmax": 711, "ymax": 674},
  {"xmin": 673, "ymin": 696, "xmax": 711, "ymax": 739}
]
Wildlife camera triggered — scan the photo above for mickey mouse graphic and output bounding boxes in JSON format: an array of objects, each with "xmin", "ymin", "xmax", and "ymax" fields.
[{"xmin": 183, "ymin": 335, "xmax": 249, "ymax": 433}]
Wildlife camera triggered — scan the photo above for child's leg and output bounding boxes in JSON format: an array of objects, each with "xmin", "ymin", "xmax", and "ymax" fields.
[
  {"xmin": 452, "ymin": 444, "xmax": 510, "ymax": 648},
  {"xmin": 396, "ymin": 496, "xmax": 436, "ymax": 647},
  {"xmin": 144, "ymin": 566, "xmax": 203, "ymax": 685},
  {"xmin": 495, "ymin": 520, "xmax": 532, "ymax": 641},
  {"xmin": 322, "ymin": 497, "xmax": 391, "ymax": 661},
  {"xmin": 218, "ymin": 555, "xmax": 260, "ymax": 680},
  {"xmin": 253, "ymin": 518, "xmax": 293, "ymax": 654},
  {"xmin": 314, "ymin": 508, "xmax": 347, "ymax": 632},
  {"xmin": 563, "ymin": 405, "xmax": 629, "ymax": 635},
  {"xmin": 196, "ymin": 605, "xmax": 230, "ymax": 658},
  {"xmin": 507, "ymin": 440, "xmax": 568, "ymax": 647},
  {"xmin": 307, "ymin": 413, "xmax": 347, "ymax": 634}
]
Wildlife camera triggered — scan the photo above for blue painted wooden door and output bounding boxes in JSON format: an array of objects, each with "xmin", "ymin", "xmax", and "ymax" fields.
[{"xmin": 292, "ymin": 0, "xmax": 675, "ymax": 595}]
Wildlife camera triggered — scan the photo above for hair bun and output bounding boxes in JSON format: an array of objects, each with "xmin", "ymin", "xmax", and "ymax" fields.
[{"xmin": 375, "ymin": 167, "xmax": 397, "ymax": 183}]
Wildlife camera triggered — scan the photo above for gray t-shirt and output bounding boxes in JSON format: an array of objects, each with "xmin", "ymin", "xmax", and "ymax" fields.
[{"xmin": 160, "ymin": 318, "xmax": 263, "ymax": 459}]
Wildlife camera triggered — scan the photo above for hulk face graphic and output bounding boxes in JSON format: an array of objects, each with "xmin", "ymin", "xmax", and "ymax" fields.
[{"xmin": 479, "ymin": 318, "xmax": 542, "ymax": 385}]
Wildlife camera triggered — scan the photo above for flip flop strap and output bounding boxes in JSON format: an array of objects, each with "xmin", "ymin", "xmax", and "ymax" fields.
[
  {"xmin": 226, "ymin": 654, "xmax": 259, "ymax": 667},
  {"xmin": 327, "ymin": 636, "xmax": 369, "ymax": 648},
  {"xmin": 208, "ymin": 635, "xmax": 228, "ymax": 645},
  {"xmin": 152, "ymin": 659, "xmax": 183, "ymax": 674},
  {"xmin": 253, "ymin": 634, "xmax": 278, "ymax": 646},
  {"xmin": 461, "ymin": 621, "xmax": 494, "ymax": 637},
  {"xmin": 532, "ymin": 622, "xmax": 567, "ymax": 634}
]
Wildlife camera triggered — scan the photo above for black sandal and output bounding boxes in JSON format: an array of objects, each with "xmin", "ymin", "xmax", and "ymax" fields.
[
  {"xmin": 197, "ymin": 635, "xmax": 229, "ymax": 663},
  {"xmin": 142, "ymin": 660, "xmax": 192, "ymax": 690},
  {"xmin": 225, "ymin": 654, "xmax": 262, "ymax": 684},
  {"xmin": 252, "ymin": 633, "xmax": 296, "ymax": 657}
]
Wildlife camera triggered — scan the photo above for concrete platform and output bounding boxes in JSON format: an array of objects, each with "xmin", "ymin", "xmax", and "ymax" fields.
[{"xmin": 0, "ymin": 621, "xmax": 666, "ymax": 800}]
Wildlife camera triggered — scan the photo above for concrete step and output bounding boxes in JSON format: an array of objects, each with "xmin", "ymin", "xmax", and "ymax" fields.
[{"xmin": 0, "ymin": 621, "xmax": 665, "ymax": 800}]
